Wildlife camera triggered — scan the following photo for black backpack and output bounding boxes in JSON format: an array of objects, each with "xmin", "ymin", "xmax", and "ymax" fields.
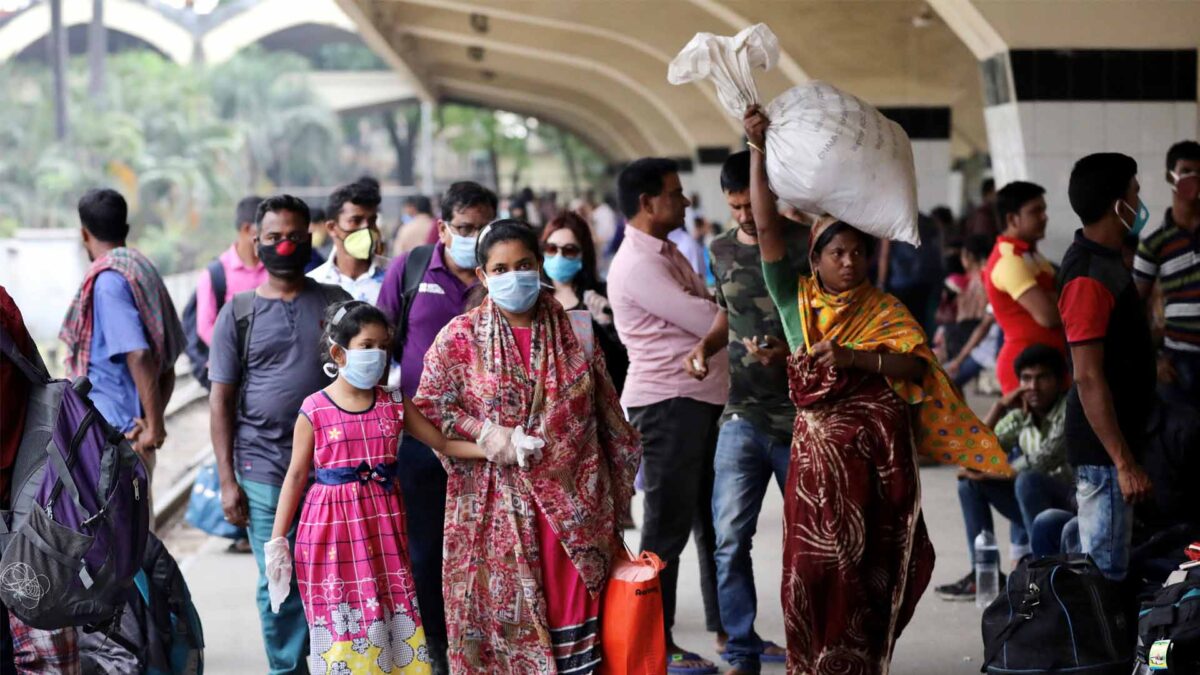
[
  {"xmin": 981, "ymin": 555, "xmax": 1134, "ymax": 675},
  {"xmin": 79, "ymin": 533, "xmax": 204, "ymax": 674},
  {"xmin": 1136, "ymin": 563, "xmax": 1200, "ymax": 673},
  {"xmin": 389, "ymin": 244, "xmax": 434, "ymax": 361},
  {"xmin": 181, "ymin": 260, "xmax": 227, "ymax": 390}
]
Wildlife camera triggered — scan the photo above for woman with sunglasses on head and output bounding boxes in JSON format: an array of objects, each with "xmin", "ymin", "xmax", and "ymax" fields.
[
  {"xmin": 542, "ymin": 211, "xmax": 630, "ymax": 394},
  {"xmin": 414, "ymin": 219, "xmax": 641, "ymax": 674}
]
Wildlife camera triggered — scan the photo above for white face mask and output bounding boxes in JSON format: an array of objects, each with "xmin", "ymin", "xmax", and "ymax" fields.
[{"xmin": 323, "ymin": 346, "xmax": 388, "ymax": 389}]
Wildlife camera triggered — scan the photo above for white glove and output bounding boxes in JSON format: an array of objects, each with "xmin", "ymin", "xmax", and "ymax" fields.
[
  {"xmin": 582, "ymin": 290, "xmax": 613, "ymax": 326},
  {"xmin": 265, "ymin": 537, "xmax": 293, "ymax": 613},
  {"xmin": 512, "ymin": 426, "xmax": 545, "ymax": 469},
  {"xmin": 478, "ymin": 420, "xmax": 518, "ymax": 466}
]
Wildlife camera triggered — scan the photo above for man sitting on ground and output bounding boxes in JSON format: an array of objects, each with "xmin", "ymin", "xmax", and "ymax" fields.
[{"xmin": 936, "ymin": 344, "xmax": 1072, "ymax": 599}]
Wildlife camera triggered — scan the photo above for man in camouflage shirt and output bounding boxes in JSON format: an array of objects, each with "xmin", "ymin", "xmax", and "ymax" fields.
[{"xmin": 685, "ymin": 151, "xmax": 809, "ymax": 675}]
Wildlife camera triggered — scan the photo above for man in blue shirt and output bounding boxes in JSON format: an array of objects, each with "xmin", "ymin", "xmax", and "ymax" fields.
[{"xmin": 72, "ymin": 189, "xmax": 180, "ymax": 476}]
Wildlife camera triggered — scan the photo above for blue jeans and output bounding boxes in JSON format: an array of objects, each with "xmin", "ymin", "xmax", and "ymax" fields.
[
  {"xmin": 1013, "ymin": 471, "xmax": 1075, "ymax": 534},
  {"xmin": 1162, "ymin": 349, "xmax": 1200, "ymax": 405},
  {"xmin": 953, "ymin": 354, "xmax": 984, "ymax": 390},
  {"xmin": 396, "ymin": 435, "xmax": 449, "ymax": 670},
  {"xmin": 1031, "ymin": 509, "xmax": 1081, "ymax": 557},
  {"xmin": 712, "ymin": 417, "xmax": 790, "ymax": 673},
  {"xmin": 957, "ymin": 477, "xmax": 1029, "ymax": 567},
  {"xmin": 1075, "ymin": 465, "xmax": 1134, "ymax": 580},
  {"xmin": 240, "ymin": 477, "xmax": 309, "ymax": 675}
]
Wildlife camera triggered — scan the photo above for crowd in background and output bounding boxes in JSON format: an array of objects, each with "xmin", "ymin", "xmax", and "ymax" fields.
[{"xmin": 2, "ymin": 133, "xmax": 1199, "ymax": 675}]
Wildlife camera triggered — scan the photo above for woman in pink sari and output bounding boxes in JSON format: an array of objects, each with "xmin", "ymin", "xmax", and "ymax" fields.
[{"xmin": 414, "ymin": 220, "xmax": 641, "ymax": 674}]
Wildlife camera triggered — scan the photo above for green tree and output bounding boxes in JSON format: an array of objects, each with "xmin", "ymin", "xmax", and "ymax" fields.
[{"xmin": 0, "ymin": 48, "xmax": 342, "ymax": 273}]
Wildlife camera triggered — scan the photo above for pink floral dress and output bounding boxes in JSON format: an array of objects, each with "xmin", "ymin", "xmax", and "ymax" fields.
[{"xmin": 296, "ymin": 387, "xmax": 430, "ymax": 675}]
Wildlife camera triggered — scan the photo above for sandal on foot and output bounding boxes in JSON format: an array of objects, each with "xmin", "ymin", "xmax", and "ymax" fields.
[{"xmin": 668, "ymin": 652, "xmax": 719, "ymax": 674}]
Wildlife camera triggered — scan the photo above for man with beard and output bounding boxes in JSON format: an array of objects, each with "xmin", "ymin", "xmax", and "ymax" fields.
[{"xmin": 686, "ymin": 151, "xmax": 807, "ymax": 675}]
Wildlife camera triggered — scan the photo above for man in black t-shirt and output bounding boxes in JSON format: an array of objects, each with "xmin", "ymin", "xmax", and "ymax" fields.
[{"xmin": 1056, "ymin": 153, "xmax": 1156, "ymax": 581}]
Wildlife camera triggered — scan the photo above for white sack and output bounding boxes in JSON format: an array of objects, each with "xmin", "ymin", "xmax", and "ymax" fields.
[{"xmin": 669, "ymin": 24, "xmax": 920, "ymax": 246}]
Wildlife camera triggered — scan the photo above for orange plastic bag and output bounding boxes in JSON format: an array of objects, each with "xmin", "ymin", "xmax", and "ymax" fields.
[{"xmin": 597, "ymin": 548, "xmax": 668, "ymax": 675}]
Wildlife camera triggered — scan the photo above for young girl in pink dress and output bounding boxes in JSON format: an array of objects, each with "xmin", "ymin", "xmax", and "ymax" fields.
[{"xmin": 268, "ymin": 301, "xmax": 482, "ymax": 675}]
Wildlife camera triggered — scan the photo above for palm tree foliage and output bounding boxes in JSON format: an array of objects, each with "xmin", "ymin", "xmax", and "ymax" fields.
[{"xmin": 0, "ymin": 47, "xmax": 341, "ymax": 273}]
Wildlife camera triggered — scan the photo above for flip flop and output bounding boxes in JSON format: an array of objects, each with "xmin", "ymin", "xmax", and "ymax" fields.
[
  {"xmin": 667, "ymin": 652, "xmax": 719, "ymax": 674},
  {"xmin": 760, "ymin": 641, "xmax": 787, "ymax": 664},
  {"xmin": 720, "ymin": 641, "xmax": 788, "ymax": 665}
]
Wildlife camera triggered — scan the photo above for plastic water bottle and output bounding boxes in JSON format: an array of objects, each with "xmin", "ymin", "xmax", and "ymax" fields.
[{"xmin": 974, "ymin": 529, "xmax": 1000, "ymax": 608}]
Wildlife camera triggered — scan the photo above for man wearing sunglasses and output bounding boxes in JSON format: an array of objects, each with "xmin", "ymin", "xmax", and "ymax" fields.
[
  {"xmin": 376, "ymin": 180, "xmax": 497, "ymax": 674},
  {"xmin": 1133, "ymin": 140, "xmax": 1200, "ymax": 404}
]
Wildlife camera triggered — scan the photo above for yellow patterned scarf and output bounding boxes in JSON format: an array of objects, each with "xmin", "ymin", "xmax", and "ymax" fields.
[{"xmin": 798, "ymin": 275, "xmax": 1012, "ymax": 476}]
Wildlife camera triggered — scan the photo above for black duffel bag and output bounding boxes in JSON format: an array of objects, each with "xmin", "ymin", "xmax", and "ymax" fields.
[
  {"xmin": 1136, "ymin": 564, "xmax": 1200, "ymax": 673},
  {"xmin": 981, "ymin": 555, "xmax": 1134, "ymax": 674}
]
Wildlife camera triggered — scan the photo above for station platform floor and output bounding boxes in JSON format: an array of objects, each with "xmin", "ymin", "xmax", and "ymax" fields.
[{"xmin": 180, "ymin": 458, "xmax": 1014, "ymax": 674}]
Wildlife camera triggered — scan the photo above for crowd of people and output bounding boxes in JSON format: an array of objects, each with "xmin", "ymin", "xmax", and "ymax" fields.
[{"xmin": 1, "ymin": 107, "xmax": 1199, "ymax": 675}]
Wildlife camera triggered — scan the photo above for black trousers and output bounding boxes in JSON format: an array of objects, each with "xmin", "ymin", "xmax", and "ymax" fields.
[
  {"xmin": 628, "ymin": 397, "xmax": 723, "ymax": 641},
  {"xmin": 396, "ymin": 435, "xmax": 449, "ymax": 673}
]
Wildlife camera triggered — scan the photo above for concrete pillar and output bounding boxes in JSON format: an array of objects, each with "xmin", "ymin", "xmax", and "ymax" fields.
[
  {"xmin": 689, "ymin": 147, "xmax": 732, "ymax": 230},
  {"xmin": 419, "ymin": 100, "xmax": 435, "ymax": 197},
  {"xmin": 980, "ymin": 49, "xmax": 1198, "ymax": 259},
  {"xmin": 882, "ymin": 107, "xmax": 955, "ymax": 216}
]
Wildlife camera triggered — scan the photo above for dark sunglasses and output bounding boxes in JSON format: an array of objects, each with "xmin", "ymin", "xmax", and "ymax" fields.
[{"xmin": 544, "ymin": 242, "xmax": 582, "ymax": 258}]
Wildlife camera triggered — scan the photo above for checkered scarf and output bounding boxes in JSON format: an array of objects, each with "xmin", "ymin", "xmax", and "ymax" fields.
[{"xmin": 59, "ymin": 247, "xmax": 185, "ymax": 379}]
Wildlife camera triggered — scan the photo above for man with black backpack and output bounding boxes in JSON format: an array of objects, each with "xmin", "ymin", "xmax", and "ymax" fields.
[
  {"xmin": 184, "ymin": 195, "xmax": 266, "ymax": 390},
  {"xmin": 208, "ymin": 195, "xmax": 351, "ymax": 674},
  {"xmin": 375, "ymin": 180, "xmax": 496, "ymax": 674}
]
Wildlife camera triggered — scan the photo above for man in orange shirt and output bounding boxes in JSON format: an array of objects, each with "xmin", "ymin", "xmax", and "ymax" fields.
[{"xmin": 983, "ymin": 181, "xmax": 1067, "ymax": 394}]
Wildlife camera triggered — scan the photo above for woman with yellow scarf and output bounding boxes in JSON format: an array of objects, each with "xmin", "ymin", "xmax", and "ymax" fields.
[{"xmin": 743, "ymin": 107, "xmax": 1011, "ymax": 675}]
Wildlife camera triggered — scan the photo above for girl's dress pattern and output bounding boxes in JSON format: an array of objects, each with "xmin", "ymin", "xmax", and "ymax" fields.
[{"xmin": 296, "ymin": 387, "xmax": 430, "ymax": 675}]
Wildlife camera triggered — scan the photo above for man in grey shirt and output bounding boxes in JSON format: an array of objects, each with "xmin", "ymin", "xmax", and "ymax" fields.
[{"xmin": 208, "ymin": 195, "xmax": 349, "ymax": 675}]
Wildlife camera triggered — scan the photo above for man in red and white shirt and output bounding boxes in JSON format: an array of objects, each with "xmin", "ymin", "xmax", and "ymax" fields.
[{"xmin": 983, "ymin": 181, "xmax": 1066, "ymax": 394}]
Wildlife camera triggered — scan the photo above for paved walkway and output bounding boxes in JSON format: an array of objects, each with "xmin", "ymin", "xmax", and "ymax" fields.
[{"xmin": 177, "ymin": 458, "xmax": 1015, "ymax": 674}]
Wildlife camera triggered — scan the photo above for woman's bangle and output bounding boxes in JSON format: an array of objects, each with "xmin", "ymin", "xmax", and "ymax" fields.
[
  {"xmin": 747, "ymin": 140, "xmax": 765, "ymax": 154},
  {"xmin": 877, "ymin": 353, "xmax": 883, "ymax": 373}
]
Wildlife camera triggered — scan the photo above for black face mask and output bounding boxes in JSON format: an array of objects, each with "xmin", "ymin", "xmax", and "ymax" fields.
[{"xmin": 258, "ymin": 239, "xmax": 312, "ymax": 278}]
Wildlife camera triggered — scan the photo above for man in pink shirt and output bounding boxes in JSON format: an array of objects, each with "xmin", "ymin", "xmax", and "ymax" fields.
[
  {"xmin": 609, "ymin": 157, "xmax": 729, "ymax": 674},
  {"xmin": 195, "ymin": 196, "xmax": 269, "ymax": 348}
]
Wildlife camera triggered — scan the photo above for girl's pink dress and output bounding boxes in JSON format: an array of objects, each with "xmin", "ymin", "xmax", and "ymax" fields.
[{"xmin": 296, "ymin": 387, "xmax": 430, "ymax": 674}]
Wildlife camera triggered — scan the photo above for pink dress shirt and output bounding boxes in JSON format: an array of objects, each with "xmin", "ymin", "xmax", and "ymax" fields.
[
  {"xmin": 607, "ymin": 226, "xmax": 729, "ymax": 408},
  {"xmin": 195, "ymin": 244, "xmax": 269, "ymax": 345}
]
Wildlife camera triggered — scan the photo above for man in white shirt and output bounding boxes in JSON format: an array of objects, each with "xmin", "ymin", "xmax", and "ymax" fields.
[{"xmin": 307, "ymin": 178, "xmax": 388, "ymax": 303}]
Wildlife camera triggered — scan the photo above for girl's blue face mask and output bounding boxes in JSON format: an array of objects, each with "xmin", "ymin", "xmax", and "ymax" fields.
[
  {"xmin": 487, "ymin": 270, "xmax": 542, "ymax": 313},
  {"xmin": 325, "ymin": 346, "xmax": 388, "ymax": 389}
]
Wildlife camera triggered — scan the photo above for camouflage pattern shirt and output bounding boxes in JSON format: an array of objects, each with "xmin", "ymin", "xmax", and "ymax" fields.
[{"xmin": 710, "ymin": 225, "xmax": 810, "ymax": 442}]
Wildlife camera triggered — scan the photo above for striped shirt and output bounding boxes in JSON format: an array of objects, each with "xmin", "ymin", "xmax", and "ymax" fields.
[{"xmin": 1133, "ymin": 209, "xmax": 1200, "ymax": 352}]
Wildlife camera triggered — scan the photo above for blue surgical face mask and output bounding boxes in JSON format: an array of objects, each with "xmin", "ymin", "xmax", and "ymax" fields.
[
  {"xmin": 448, "ymin": 233, "xmax": 478, "ymax": 269},
  {"xmin": 327, "ymin": 347, "xmax": 388, "ymax": 390},
  {"xmin": 1116, "ymin": 199, "xmax": 1151, "ymax": 237},
  {"xmin": 487, "ymin": 270, "xmax": 542, "ymax": 313},
  {"xmin": 542, "ymin": 254, "xmax": 583, "ymax": 284}
]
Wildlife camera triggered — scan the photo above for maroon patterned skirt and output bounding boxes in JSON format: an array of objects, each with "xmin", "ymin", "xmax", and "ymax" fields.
[{"xmin": 782, "ymin": 354, "xmax": 935, "ymax": 675}]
